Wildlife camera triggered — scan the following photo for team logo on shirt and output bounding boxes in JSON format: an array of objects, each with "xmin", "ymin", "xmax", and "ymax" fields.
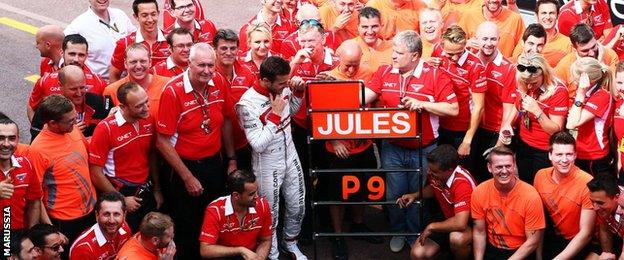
[
  {"xmin": 491, "ymin": 71, "xmax": 502, "ymax": 79},
  {"xmin": 277, "ymin": 30, "xmax": 289, "ymax": 38},
  {"xmin": 15, "ymin": 173, "xmax": 27, "ymax": 183},
  {"xmin": 211, "ymin": 90, "xmax": 220, "ymax": 97},
  {"xmin": 383, "ymin": 82, "xmax": 397, "ymax": 88},
  {"xmin": 457, "ymin": 68, "xmax": 468, "ymax": 76},
  {"xmin": 143, "ymin": 124, "xmax": 153, "ymax": 132},
  {"xmin": 409, "ymin": 84, "xmax": 423, "ymax": 92}
]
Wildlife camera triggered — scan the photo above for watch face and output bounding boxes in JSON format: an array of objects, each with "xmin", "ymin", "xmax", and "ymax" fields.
[{"xmin": 574, "ymin": 101, "xmax": 583, "ymax": 107}]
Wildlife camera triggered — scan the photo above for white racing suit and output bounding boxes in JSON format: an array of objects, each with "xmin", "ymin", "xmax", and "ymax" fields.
[{"xmin": 236, "ymin": 85, "xmax": 306, "ymax": 259}]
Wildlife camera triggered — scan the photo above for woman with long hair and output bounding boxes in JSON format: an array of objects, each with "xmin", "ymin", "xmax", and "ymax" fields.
[
  {"xmin": 566, "ymin": 57, "xmax": 615, "ymax": 175},
  {"xmin": 499, "ymin": 53, "xmax": 569, "ymax": 183}
]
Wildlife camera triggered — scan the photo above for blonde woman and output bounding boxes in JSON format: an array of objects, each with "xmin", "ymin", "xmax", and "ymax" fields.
[
  {"xmin": 238, "ymin": 22, "xmax": 279, "ymax": 78},
  {"xmin": 612, "ymin": 62, "xmax": 624, "ymax": 173},
  {"xmin": 566, "ymin": 57, "xmax": 615, "ymax": 175},
  {"xmin": 499, "ymin": 53, "xmax": 569, "ymax": 183}
]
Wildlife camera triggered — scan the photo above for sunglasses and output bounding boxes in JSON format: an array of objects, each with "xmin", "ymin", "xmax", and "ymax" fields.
[
  {"xmin": 517, "ymin": 64, "xmax": 540, "ymax": 74},
  {"xmin": 300, "ymin": 19, "xmax": 324, "ymax": 29}
]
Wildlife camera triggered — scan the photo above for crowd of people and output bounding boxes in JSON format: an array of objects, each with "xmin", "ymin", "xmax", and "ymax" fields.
[{"xmin": 3, "ymin": 0, "xmax": 624, "ymax": 259}]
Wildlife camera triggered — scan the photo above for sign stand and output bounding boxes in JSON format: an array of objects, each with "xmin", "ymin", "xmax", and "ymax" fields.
[{"xmin": 305, "ymin": 81, "xmax": 424, "ymax": 259}]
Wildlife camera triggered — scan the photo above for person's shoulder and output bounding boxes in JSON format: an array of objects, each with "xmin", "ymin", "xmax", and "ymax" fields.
[
  {"xmin": 533, "ymin": 167, "xmax": 553, "ymax": 187},
  {"xmin": 516, "ymin": 180, "xmax": 541, "ymax": 197},
  {"xmin": 108, "ymin": 7, "xmax": 131, "ymax": 18}
]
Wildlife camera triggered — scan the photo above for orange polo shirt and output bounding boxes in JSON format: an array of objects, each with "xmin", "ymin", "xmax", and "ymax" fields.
[
  {"xmin": 471, "ymin": 178, "xmax": 546, "ymax": 250},
  {"xmin": 116, "ymin": 234, "xmax": 157, "ymax": 260},
  {"xmin": 553, "ymin": 47, "xmax": 619, "ymax": 97},
  {"xmin": 366, "ymin": 0, "xmax": 425, "ymax": 40},
  {"xmin": 319, "ymin": 3, "xmax": 359, "ymax": 44},
  {"xmin": 353, "ymin": 36, "xmax": 393, "ymax": 72},
  {"xmin": 511, "ymin": 32, "xmax": 573, "ymax": 68},
  {"xmin": 533, "ymin": 166, "xmax": 593, "ymax": 240},
  {"xmin": 103, "ymin": 75, "xmax": 170, "ymax": 119},
  {"xmin": 457, "ymin": 6, "xmax": 525, "ymax": 58},
  {"xmin": 433, "ymin": 0, "xmax": 482, "ymax": 28}
]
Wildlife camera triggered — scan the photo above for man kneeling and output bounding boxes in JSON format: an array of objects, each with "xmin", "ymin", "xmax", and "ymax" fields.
[{"xmin": 397, "ymin": 145, "xmax": 475, "ymax": 259}]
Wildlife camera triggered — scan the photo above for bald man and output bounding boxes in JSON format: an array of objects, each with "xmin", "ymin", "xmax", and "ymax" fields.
[
  {"xmin": 280, "ymin": 4, "xmax": 340, "ymax": 60},
  {"xmin": 469, "ymin": 22, "xmax": 517, "ymax": 183},
  {"xmin": 30, "ymin": 65, "xmax": 111, "ymax": 140},
  {"xmin": 320, "ymin": 39, "xmax": 373, "ymax": 81},
  {"xmin": 35, "ymin": 25, "xmax": 64, "ymax": 76}
]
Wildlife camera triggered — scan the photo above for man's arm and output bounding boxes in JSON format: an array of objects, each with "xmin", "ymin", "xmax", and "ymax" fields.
[
  {"xmin": 556, "ymin": 209, "xmax": 596, "ymax": 259},
  {"xmin": 89, "ymin": 165, "xmax": 116, "ymax": 192},
  {"xmin": 200, "ymin": 243, "xmax": 257, "ymax": 259},
  {"xmin": 155, "ymin": 133, "xmax": 203, "ymax": 196},
  {"xmin": 149, "ymin": 151, "xmax": 163, "ymax": 209},
  {"xmin": 235, "ymin": 101, "xmax": 281, "ymax": 153},
  {"xmin": 255, "ymin": 235, "xmax": 271, "ymax": 260},
  {"xmin": 598, "ymin": 222, "xmax": 614, "ymax": 253},
  {"xmin": 508, "ymin": 229, "xmax": 543, "ymax": 260},
  {"xmin": 428, "ymin": 210, "xmax": 470, "ymax": 233},
  {"xmin": 25, "ymin": 199, "xmax": 40, "ymax": 228},
  {"xmin": 473, "ymin": 219, "xmax": 487, "ymax": 260},
  {"xmin": 459, "ymin": 92, "xmax": 485, "ymax": 157},
  {"xmin": 422, "ymin": 100, "xmax": 459, "ymax": 117},
  {"xmin": 221, "ymin": 118, "xmax": 237, "ymax": 173}
]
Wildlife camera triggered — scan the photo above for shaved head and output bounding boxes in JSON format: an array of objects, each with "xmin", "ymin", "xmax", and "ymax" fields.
[
  {"xmin": 36, "ymin": 25, "xmax": 64, "ymax": 43},
  {"xmin": 476, "ymin": 21, "xmax": 498, "ymax": 38},
  {"xmin": 475, "ymin": 21, "xmax": 499, "ymax": 57},
  {"xmin": 336, "ymin": 39, "xmax": 362, "ymax": 77},
  {"xmin": 35, "ymin": 24, "xmax": 64, "ymax": 58},
  {"xmin": 58, "ymin": 65, "xmax": 84, "ymax": 87},
  {"xmin": 296, "ymin": 4, "xmax": 320, "ymax": 22}
]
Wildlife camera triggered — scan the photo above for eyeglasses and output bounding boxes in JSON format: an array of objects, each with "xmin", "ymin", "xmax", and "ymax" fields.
[
  {"xmin": 299, "ymin": 19, "xmax": 324, "ymax": 29},
  {"xmin": 517, "ymin": 64, "xmax": 540, "ymax": 74},
  {"xmin": 174, "ymin": 3, "xmax": 194, "ymax": 11}
]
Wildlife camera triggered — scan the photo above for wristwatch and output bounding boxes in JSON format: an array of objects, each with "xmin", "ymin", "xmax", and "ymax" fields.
[{"xmin": 574, "ymin": 100, "xmax": 584, "ymax": 107}]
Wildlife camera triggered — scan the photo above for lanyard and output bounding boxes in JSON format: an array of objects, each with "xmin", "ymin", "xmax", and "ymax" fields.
[
  {"xmin": 191, "ymin": 87, "xmax": 211, "ymax": 134},
  {"xmin": 99, "ymin": 19, "xmax": 119, "ymax": 33}
]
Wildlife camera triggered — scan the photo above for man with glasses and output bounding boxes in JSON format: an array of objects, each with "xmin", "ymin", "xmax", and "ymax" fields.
[
  {"xmin": 65, "ymin": 0, "xmax": 136, "ymax": 81},
  {"xmin": 109, "ymin": 0, "xmax": 170, "ymax": 83},
  {"xmin": 156, "ymin": 42, "xmax": 236, "ymax": 259},
  {"xmin": 29, "ymin": 95, "xmax": 96, "ymax": 252},
  {"xmin": 163, "ymin": 0, "xmax": 204, "ymax": 29},
  {"xmin": 214, "ymin": 29, "xmax": 256, "ymax": 171},
  {"xmin": 152, "ymin": 28, "xmax": 193, "ymax": 78},
  {"xmin": 9, "ymin": 230, "xmax": 40, "ymax": 260},
  {"xmin": 199, "ymin": 170, "xmax": 272, "ymax": 259},
  {"xmin": 30, "ymin": 224, "xmax": 67, "ymax": 260},
  {"xmin": 280, "ymin": 4, "xmax": 340, "ymax": 60},
  {"xmin": 30, "ymin": 65, "xmax": 111, "ymax": 140},
  {"xmin": 239, "ymin": 0, "xmax": 295, "ymax": 53},
  {"xmin": 105, "ymin": 43, "xmax": 170, "ymax": 119},
  {"xmin": 164, "ymin": 0, "xmax": 216, "ymax": 44}
]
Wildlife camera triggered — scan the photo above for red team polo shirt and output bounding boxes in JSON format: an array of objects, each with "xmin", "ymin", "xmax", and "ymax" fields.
[
  {"xmin": 238, "ymin": 11, "xmax": 295, "ymax": 53},
  {"xmin": 39, "ymin": 57, "xmax": 59, "ymax": 76},
  {"xmin": 69, "ymin": 222, "xmax": 132, "ymax": 260},
  {"xmin": 558, "ymin": 0, "xmax": 612, "ymax": 39},
  {"xmin": 279, "ymin": 30, "xmax": 341, "ymax": 60},
  {"xmin": 150, "ymin": 57, "xmax": 186, "ymax": 78},
  {"xmin": 110, "ymin": 30, "xmax": 170, "ymax": 72},
  {"xmin": 0, "ymin": 156, "xmax": 42, "ymax": 230},
  {"xmin": 28, "ymin": 66, "xmax": 106, "ymax": 110},
  {"xmin": 217, "ymin": 62, "xmax": 256, "ymax": 150},
  {"xmin": 199, "ymin": 196, "xmax": 272, "ymax": 251},
  {"xmin": 430, "ymin": 166, "xmax": 476, "ymax": 218},
  {"xmin": 603, "ymin": 25, "xmax": 624, "ymax": 61},
  {"xmin": 514, "ymin": 84, "xmax": 569, "ymax": 150},
  {"xmin": 576, "ymin": 87, "xmax": 613, "ymax": 160},
  {"xmin": 291, "ymin": 49, "xmax": 339, "ymax": 129},
  {"xmin": 367, "ymin": 61, "xmax": 457, "ymax": 148},
  {"xmin": 164, "ymin": 19, "xmax": 218, "ymax": 44},
  {"xmin": 237, "ymin": 50, "xmax": 281, "ymax": 79},
  {"xmin": 435, "ymin": 50, "xmax": 487, "ymax": 132},
  {"xmin": 88, "ymin": 111, "xmax": 155, "ymax": 184},
  {"xmin": 480, "ymin": 51, "xmax": 517, "ymax": 132},
  {"xmin": 157, "ymin": 71, "xmax": 232, "ymax": 160},
  {"xmin": 615, "ymin": 99, "xmax": 624, "ymax": 167}
]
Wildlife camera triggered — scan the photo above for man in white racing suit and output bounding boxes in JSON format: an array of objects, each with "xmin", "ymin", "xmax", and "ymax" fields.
[{"xmin": 236, "ymin": 56, "xmax": 307, "ymax": 260}]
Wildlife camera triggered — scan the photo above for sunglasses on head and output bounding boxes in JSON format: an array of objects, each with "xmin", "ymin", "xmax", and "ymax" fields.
[
  {"xmin": 300, "ymin": 19, "xmax": 324, "ymax": 29},
  {"xmin": 517, "ymin": 64, "xmax": 540, "ymax": 74}
]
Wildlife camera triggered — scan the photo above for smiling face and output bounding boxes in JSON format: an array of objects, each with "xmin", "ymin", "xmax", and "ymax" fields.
[
  {"xmin": 89, "ymin": 0, "xmax": 110, "ymax": 14},
  {"xmin": 549, "ymin": 143, "xmax": 576, "ymax": 176},
  {"xmin": 134, "ymin": 2, "xmax": 159, "ymax": 34},
  {"xmin": 475, "ymin": 23, "xmax": 499, "ymax": 57},
  {"xmin": 575, "ymin": 38, "xmax": 599, "ymax": 59},
  {"xmin": 419, "ymin": 11, "xmax": 442, "ymax": 43},
  {"xmin": 249, "ymin": 31, "xmax": 271, "ymax": 59},
  {"xmin": 173, "ymin": 0, "xmax": 195, "ymax": 23},
  {"xmin": 487, "ymin": 154, "xmax": 516, "ymax": 188},
  {"xmin": 537, "ymin": 2, "xmax": 558, "ymax": 30},
  {"xmin": 484, "ymin": 0, "xmax": 502, "ymax": 14},
  {"xmin": 0, "ymin": 123, "xmax": 18, "ymax": 161},
  {"xmin": 96, "ymin": 200, "xmax": 126, "ymax": 238},
  {"xmin": 523, "ymin": 35, "xmax": 546, "ymax": 55},
  {"xmin": 358, "ymin": 16, "xmax": 381, "ymax": 46}
]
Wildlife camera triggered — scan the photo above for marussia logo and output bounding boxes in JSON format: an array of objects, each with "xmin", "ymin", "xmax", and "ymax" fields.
[{"xmin": 491, "ymin": 71, "xmax": 502, "ymax": 79}]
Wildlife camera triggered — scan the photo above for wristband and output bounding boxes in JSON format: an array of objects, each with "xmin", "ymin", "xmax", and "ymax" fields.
[{"xmin": 535, "ymin": 111, "xmax": 543, "ymax": 120}]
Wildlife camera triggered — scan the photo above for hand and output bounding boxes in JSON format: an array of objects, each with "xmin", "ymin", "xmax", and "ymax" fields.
[
  {"xmin": 76, "ymin": 120, "xmax": 87, "ymax": 132},
  {"xmin": 396, "ymin": 193, "xmax": 418, "ymax": 208},
  {"xmin": 153, "ymin": 190, "xmax": 164, "ymax": 210},
  {"xmin": 497, "ymin": 125, "xmax": 514, "ymax": 146},
  {"xmin": 402, "ymin": 97, "xmax": 426, "ymax": 112},
  {"xmin": 289, "ymin": 76, "xmax": 306, "ymax": 92},
  {"xmin": 315, "ymin": 71, "xmax": 337, "ymax": 81},
  {"xmin": 124, "ymin": 196, "xmax": 143, "ymax": 213},
  {"xmin": 427, "ymin": 57, "xmax": 443, "ymax": 68},
  {"xmin": 520, "ymin": 94, "xmax": 541, "ymax": 116},
  {"xmin": 227, "ymin": 160, "xmax": 238, "ymax": 174},
  {"xmin": 158, "ymin": 240, "xmax": 176, "ymax": 260},
  {"xmin": 292, "ymin": 48, "xmax": 312, "ymax": 65},
  {"xmin": 333, "ymin": 11, "xmax": 352, "ymax": 30},
  {"xmin": 354, "ymin": 1, "xmax": 364, "ymax": 12},
  {"xmin": 0, "ymin": 176, "xmax": 14, "ymax": 199},
  {"xmin": 240, "ymin": 247, "xmax": 259, "ymax": 260},
  {"xmin": 466, "ymin": 37, "xmax": 481, "ymax": 51},
  {"xmin": 577, "ymin": 72, "xmax": 591, "ymax": 95},
  {"xmin": 599, "ymin": 252, "xmax": 617, "ymax": 260},
  {"xmin": 330, "ymin": 140, "xmax": 350, "ymax": 159},
  {"xmin": 457, "ymin": 141, "xmax": 471, "ymax": 158},
  {"xmin": 270, "ymin": 93, "xmax": 286, "ymax": 115},
  {"xmin": 416, "ymin": 225, "xmax": 433, "ymax": 245},
  {"xmin": 107, "ymin": 106, "xmax": 120, "ymax": 117},
  {"xmin": 183, "ymin": 176, "xmax": 204, "ymax": 197}
]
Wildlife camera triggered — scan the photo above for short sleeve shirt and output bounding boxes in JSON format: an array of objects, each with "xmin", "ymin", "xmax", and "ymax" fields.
[
  {"xmin": 558, "ymin": 0, "xmax": 612, "ymax": 39},
  {"xmin": 70, "ymin": 222, "xmax": 132, "ymax": 260},
  {"xmin": 29, "ymin": 66, "xmax": 106, "ymax": 109},
  {"xmin": 471, "ymin": 179, "xmax": 546, "ymax": 250},
  {"xmin": 614, "ymin": 99, "xmax": 624, "ymax": 166},
  {"xmin": 150, "ymin": 57, "xmax": 185, "ymax": 78},
  {"xmin": 480, "ymin": 51, "xmax": 517, "ymax": 132},
  {"xmin": 515, "ymin": 84, "xmax": 569, "ymax": 150},
  {"xmin": 533, "ymin": 166, "xmax": 593, "ymax": 240},
  {"xmin": 0, "ymin": 156, "xmax": 42, "ymax": 230},
  {"xmin": 216, "ymin": 62, "xmax": 256, "ymax": 150},
  {"xmin": 199, "ymin": 196, "xmax": 272, "ymax": 251},
  {"xmin": 366, "ymin": 0, "xmax": 425, "ymax": 40},
  {"xmin": 430, "ymin": 166, "xmax": 477, "ymax": 219},
  {"xmin": 576, "ymin": 88, "xmax": 613, "ymax": 160}
]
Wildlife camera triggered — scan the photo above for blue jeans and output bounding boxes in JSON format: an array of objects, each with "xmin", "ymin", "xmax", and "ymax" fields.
[{"xmin": 382, "ymin": 140, "xmax": 435, "ymax": 245}]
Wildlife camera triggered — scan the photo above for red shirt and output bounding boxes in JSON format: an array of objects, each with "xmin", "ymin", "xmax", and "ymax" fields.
[
  {"xmin": 430, "ymin": 166, "xmax": 476, "ymax": 219},
  {"xmin": 199, "ymin": 196, "xmax": 272, "ymax": 251},
  {"xmin": 162, "ymin": 0, "xmax": 205, "ymax": 31},
  {"xmin": 615, "ymin": 99, "xmax": 624, "ymax": 168},
  {"xmin": 238, "ymin": 11, "xmax": 295, "ymax": 53},
  {"xmin": 217, "ymin": 62, "xmax": 256, "ymax": 150},
  {"xmin": 367, "ymin": 61, "xmax": 457, "ymax": 148},
  {"xmin": 576, "ymin": 87, "xmax": 613, "ymax": 160},
  {"xmin": 480, "ymin": 51, "xmax": 517, "ymax": 132},
  {"xmin": 88, "ymin": 111, "xmax": 155, "ymax": 184},
  {"xmin": 279, "ymin": 30, "xmax": 341, "ymax": 60},
  {"xmin": 558, "ymin": 0, "xmax": 612, "ymax": 39},
  {"xmin": 514, "ymin": 84, "xmax": 569, "ymax": 150},
  {"xmin": 237, "ymin": 50, "xmax": 281, "ymax": 79},
  {"xmin": 435, "ymin": 50, "xmax": 487, "ymax": 131},
  {"xmin": 0, "ymin": 156, "xmax": 42, "ymax": 230},
  {"xmin": 291, "ymin": 49, "xmax": 339, "ymax": 129},
  {"xmin": 110, "ymin": 30, "xmax": 170, "ymax": 71},
  {"xmin": 29, "ymin": 66, "xmax": 106, "ymax": 109},
  {"xmin": 164, "ymin": 19, "xmax": 217, "ymax": 44},
  {"xmin": 603, "ymin": 25, "xmax": 624, "ymax": 61},
  {"xmin": 150, "ymin": 57, "xmax": 186, "ymax": 78},
  {"xmin": 69, "ymin": 222, "xmax": 132, "ymax": 260},
  {"xmin": 40, "ymin": 57, "xmax": 59, "ymax": 76},
  {"xmin": 156, "ymin": 71, "xmax": 232, "ymax": 160}
]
